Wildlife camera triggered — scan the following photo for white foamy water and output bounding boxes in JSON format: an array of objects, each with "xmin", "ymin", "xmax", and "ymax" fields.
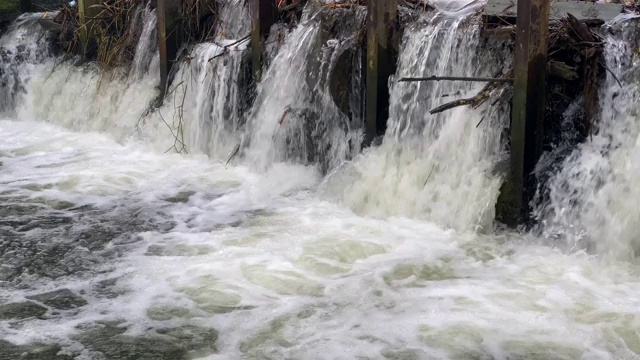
[
  {"xmin": 536, "ymin": 16, "xmax": 640, "ymax": 261},
  {"xmin": 3, "ymin": 119, "xmax": 640, "ymax": 359},
  {"xmin": 324, "ymin": 8, "xmax": 511, "ymax": 232},
  {"xmin": 2, "ymin": 3, "xmax": 640, "ymax": 360}
]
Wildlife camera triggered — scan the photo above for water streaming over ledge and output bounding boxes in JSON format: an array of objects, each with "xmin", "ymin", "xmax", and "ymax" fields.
[
  {"xmin": 535, "ymin": 15, "xmax": 640, "ymax": 260},
  {"xmin": 323, "ymin": 7, "xmax": 511, "ymax": 232},
  {"xmin": 2, "ymin": 1, "xmax": 640, "ymax": 359}
]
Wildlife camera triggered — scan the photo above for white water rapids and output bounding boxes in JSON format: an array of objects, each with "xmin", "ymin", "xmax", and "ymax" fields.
[{"xmin": 2, "ymin": 1, "xmax": 640, "ymax": 359}]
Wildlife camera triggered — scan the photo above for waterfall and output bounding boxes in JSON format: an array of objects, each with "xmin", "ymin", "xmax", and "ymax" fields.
[
  {"xmin": 0, "ymin": 14, "xmax": 53, "ymax": 114},
  {"xmin": 0, "ymin": 6, "xmax": 162, "ymax": 144},
  {"xmin": 323, "ymin": 7, "xmax": 512, "ymax": 232},
  {"xmin": 153, "ymin": 0, "xmax": 252, "ymax": 159},
  {"xmin": 3, "ymin": 0, "xmax": 639, "ymax": 240},
  {"xmin": 536, "ymin": 15, "xmax": 640, "ymax": 260},
  {"xmin": 244, "ymin": 5, "xmax": 365, "ymax": 172},
  {"xmin": 6, "ymin": 2, "xmax": 640, "ymax": 359}
]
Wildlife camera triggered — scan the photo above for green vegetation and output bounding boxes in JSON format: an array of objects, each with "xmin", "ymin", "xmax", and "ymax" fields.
[{"xmin": 0, "ymin": 0, "xmax": 19, "ymax": 12}]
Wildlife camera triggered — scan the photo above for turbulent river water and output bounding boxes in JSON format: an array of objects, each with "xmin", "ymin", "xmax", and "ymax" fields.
[{"xmin": 2, "ymin": 1, "xmax": 640, "ymax": 359}]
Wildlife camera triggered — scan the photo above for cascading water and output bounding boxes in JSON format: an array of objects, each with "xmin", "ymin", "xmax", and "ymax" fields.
[
  {"xmin": 4, "ymin": 1, "xmax": 640, "ymax": 359},
  {"xmin": 244, "ymin": 5, "xmax": 364, "ymax": 172},
  {"xmin": 158, "ymin": 0, "xmax": 252, "ymax": 158},
  {"xmin": 1, "ymin": 5, "xmax": 164, "ymax": 144},
  {"xmin": 536, "ymin": 15, "xmax": 640, "ymax": 260},
  {"xmin": 323, "ymin": 7, "xmax": 511, "ymax": 232},
  {"xmin": 0, "ymin": 14, "xmax": 54, "ymax": 114}
]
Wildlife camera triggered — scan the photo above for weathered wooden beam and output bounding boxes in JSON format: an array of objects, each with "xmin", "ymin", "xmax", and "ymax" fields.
[
  {"xmin": 365, "ymin": 0, "xmax": 398, "ymax": 147},
  {"xmin": 497, "ymin": 0, "xmax": 549, "ymax": 226},
  {"xmin": 485, "ymin": 0, "xmax": 622, "ymax": 22},
  {"xmin": 77, "ymin": 0, "xmax": 99, "ymax": 61},
  {"xmin": 156, "ymin": 0, "xmax": 181, "ymax": 100},
  {"xmin": 250, "ymin": 0, "xmax": 277, "ymax": 81},
  {"xmin": 157, "ymin": 0, "xmax": 168, "ymax": 98},
  {"xmin": 399, "ymin": 76, "xmax": 514, "ymax": 83}
]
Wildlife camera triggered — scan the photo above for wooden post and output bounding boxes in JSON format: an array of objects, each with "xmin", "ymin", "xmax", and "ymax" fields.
[
  {"xmin": 497, "ymin": 0, "xmax": 549, "ymax": 226},
  {"xmin": 157, "ymin": 0, "xmax": 168, "ymax": 98},
  {"xmin": 77, "ymin": 0, "xmax": 99, "ymax": 61},
  {"xmin": 365, "ymin": 0, "xmax": 398, "ymax": 147},
  {"xmin": 156, "ymin": 0, "xmax": 181, "ymax": 100},
  {"xmin": 250, "ymin": 0, "xmax": 277, "ymax": 81}
]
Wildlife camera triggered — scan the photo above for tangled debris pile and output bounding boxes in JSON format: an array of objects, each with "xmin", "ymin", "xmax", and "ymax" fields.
[{"xmin": 419, "ymin": 11, "xmax": 613, "ymax": 140}]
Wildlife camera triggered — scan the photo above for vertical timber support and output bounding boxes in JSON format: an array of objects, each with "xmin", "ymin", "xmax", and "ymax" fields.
[
  {"xmin": 78, "ymin": 0, "xmax": 99, "ymax": 61},
  {"xmin": 497, "ymin": 0, "xmax": 550, "ymax": 226},
  {"xmin": 365, "ymin": 0, "xmax": 398, "ymax": 147},
  {"xmin": 156, "ymin": 0, "xmax": 181, "ymax": 100},
  {"xmin": 250, "ymin": 0, "xmax": 277, "ymax": 81}
]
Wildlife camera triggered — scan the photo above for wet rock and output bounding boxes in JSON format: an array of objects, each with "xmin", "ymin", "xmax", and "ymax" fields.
[
  {"xmin": 0, "ymin": 204, "xmax": 40, "ymax": 217},
  {"xmin": 0, "ymin": 301, "xmax": 47, "ymax": 320},
  {"xmin": 163, "ymin": 191, "xmax": 195, "ymax": 203},
  {"xmin": 51, "ymin": 200, "xmax": 75, "ymax": 210},
  {"xmin": 381, "ymin": 348, "xmax": 425, "ymax": 360},
  {"xmin": 74, "ymin": 321, "xmax": 219, "ymax": 359},
  {"xmin": 16, "ymin": 215, "xmax": 73, "ymax": 231},
  {"xmin": 76, "ymin": 225, "xmax": 117, "ymax": 250},
  {"xmin": 76, "ymin": 322, "xmax": 187, "ymax": 360},
  {"xmin": 93, "ymin": 277, "xmax": 127, "ymax": 299},
  {"xmin": 26, "ymin": 288, "xmax": 87, "ymax": 310},
  {"xmin": 147, "ymin": 304, "xmax": 194, "ymax": 321},
  {"xmin": 89, "ymin": 336, "xmax": 188, "ymax": 360},
  {"xmin": 0, "ymin": 264, "xmax": 17, "ymax": 281},
  {"xmin": 145, "ymin": 244, "xmax": 214, "ymax": 257},
  {"xmin": 0, "ymin": 196, "xmax": 176, "ymax": 286},
  {"xmin": 0, "ymin": 340, "xmax": 73, "ymax": 360},
  {"xmin": 75, "ymin": 320, "xmax": 129, "ymax": 339},
  {"xmin": 155, "ymin": 325, "xmax": 218, "ymax": 356}
]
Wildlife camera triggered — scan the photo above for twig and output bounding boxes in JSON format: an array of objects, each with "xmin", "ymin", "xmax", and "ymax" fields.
[
  {"xmin": 226, "ymin": 143, "xmax": 240, "ymax": 165},
  {"xmin": 278, "ymin": 106, "xmax": 291, "ymax": 125},
  {"xmin": 207, "ymin": 34, "xmax": 251, "ymax": 63},
  {"xmin": 399, "ymin": 76, "xmax": 514, "ymax": 83},
  {"xmin": 423, "ymin": 166, "xmax": 434, "ymax": 186},
  {"xmin": 600, "ymin": 59, "xmax": 623, "ymax": 88}
]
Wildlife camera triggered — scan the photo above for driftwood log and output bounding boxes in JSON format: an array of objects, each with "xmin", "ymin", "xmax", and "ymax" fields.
[
  {"xmin": 402, "ymin": 13, "xmax": 606, "ymax": 129},
  {"xmin": 428, "ymin": 70, "xmax": 514, "ymax": 114}
]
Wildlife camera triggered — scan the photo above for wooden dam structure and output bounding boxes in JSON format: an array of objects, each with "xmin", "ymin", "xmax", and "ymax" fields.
[
  {"xmin": 22, "ymin": 0, "xmax": 628, "ymax": 226},
  {"xmin": 123, "ymin": 0, "xmax": 628, "ymax": 225}
]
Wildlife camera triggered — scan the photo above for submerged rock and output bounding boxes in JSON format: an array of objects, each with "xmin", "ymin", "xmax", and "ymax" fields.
[
  {"xmin": 83, "ymin": 335, "xmax": 188, "ymax": 360},
  {"xmin": 163, "ymin": 191, "xmax": 195, "ymax": 204},
  {"xmin": 74, "ymin": 321, "xmax": 219, "ymax": 359},
  {"xmin": 0, "ymin": 340, "xmax": 73, "ymax": 360},
  {"xmin": 0, "ymin": 301, "xmax": 47, "ymax": 320},
  {"xmin": 155, "ymin": 325, "xmax": 219, "ymax": 356},
  {"xmin": 92, "ymin": 277, "xmax": 127, "ymax": 299},
  {"xmin": 26, "ymin": 288, "xmax": 87, "ymax": 310}
]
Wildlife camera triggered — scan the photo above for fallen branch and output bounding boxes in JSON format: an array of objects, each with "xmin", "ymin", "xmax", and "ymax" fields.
[
  {"xmin": 226, "ymin": 143, "xmax": 240, "ymax": 165},
  {"xmin": 600, "ymin": 59, "xmax": 623, "ymax": 88},
  {"xmin": 278, "ymin": 106, "xmax": 291, "ymax": 125},
  {"xmin": 399, "ymin": 76, "xmax": 514, "ymax": 83},
  {"xmin": 565, "ymin": 13, "xmax": 598, "ymax": 44},
  {"xmin": 429, "ymin": 70, "xmax": 513, "ymax": 114},
  {"xmin": 207, "ymin": 34, "xmax": 250, "ymax": 63}
]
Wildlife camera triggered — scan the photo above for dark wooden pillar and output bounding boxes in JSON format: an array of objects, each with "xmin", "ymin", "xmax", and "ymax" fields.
[
  {"xmin": 250, "ymin": 0, "xmax": 277, "ymax": 81},
  {"xmin": 78, "ymin": 0, "xmax": 99, "ymax": 61},
  {"xmin": 156, "ymin": 0, "xmax": 181, "ymax": 99},
  {"xmin": 365, "ymin": 0, "xmax": 398, "ymax": 147},
  {"xmin": 497, "ymin": 0, "xmax": 549, "ymax": 226}
]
